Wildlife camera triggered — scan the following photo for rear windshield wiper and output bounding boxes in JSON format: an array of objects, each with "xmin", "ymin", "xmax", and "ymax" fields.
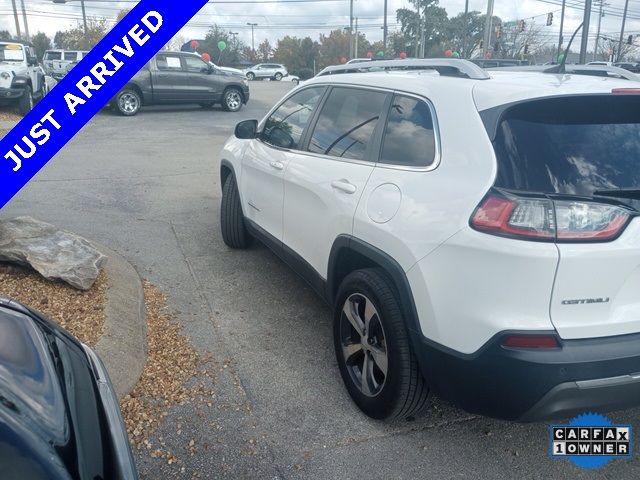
[{"xmin": 593, "ymin": 189, "xmax": 640, "ymax": 200}]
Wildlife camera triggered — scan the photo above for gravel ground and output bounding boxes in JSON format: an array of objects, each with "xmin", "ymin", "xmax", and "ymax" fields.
[
  {"xmin": 0, "ymin": 265, "xmax": 107, "ymax": 346},
  {"xmin": 0, "ymin": 106, "xmax": 21, "ymax": 122},
  {"xmin": 121, "ymin": 281, "xmax": 217, "ymax": 471}
]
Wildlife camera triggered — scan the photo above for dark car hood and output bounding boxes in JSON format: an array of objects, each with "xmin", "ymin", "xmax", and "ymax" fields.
[{"xmin": 0, "ymin": 300, "xmax": 115, "ymax": 480}]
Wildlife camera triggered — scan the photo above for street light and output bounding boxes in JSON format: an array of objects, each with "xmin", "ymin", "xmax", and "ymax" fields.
[
  {"xmin": 247, "ymin": 23, "xmax": 258, "ymax": 53},
  {"xmin": 52, "ymin": 0, "xmax": 88, "ymax": 44}
]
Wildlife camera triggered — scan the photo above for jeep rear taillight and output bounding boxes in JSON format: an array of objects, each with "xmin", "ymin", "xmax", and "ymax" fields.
[{"xmin": 471, "ymin": 191, "xmax": 631, "ymax": 242}]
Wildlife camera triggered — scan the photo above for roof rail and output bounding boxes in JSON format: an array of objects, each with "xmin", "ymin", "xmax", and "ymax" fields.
[
  {"xmin": 316, "ymin": 59, "xmax": 490, "ymax": 80},
  {"xmin": 487, "ymin": 64, "xmax": 639, "ymax": 81}
]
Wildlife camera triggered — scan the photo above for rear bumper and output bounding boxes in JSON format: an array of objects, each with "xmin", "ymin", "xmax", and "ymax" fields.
[
  {"xmin": 413, "ymin": 330, "xmax": 640, "ymax": 422},
  {"xmin": 82, "ymin": 345, "xmax": 138, "ymax": 479}
]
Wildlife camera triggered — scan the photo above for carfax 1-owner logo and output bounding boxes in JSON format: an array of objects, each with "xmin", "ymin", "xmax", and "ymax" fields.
[{"xmin": 550, "ymin": 413, "xmax": 632, "ymax": 469}]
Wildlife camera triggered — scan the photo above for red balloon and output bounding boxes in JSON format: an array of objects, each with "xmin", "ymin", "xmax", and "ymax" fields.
[
  {"xmin": 399, "ymin": 51, "xmax": 407, "ymax": 59},
  {"xmin": 366, "ymin": 51, "xmax": 373, "ymax": 59},
  {"xmin": 201, "ymin": 52, "xmax": 211, "ymax": 62},
  {"xmin": 340, "ymin": 56, "xmax": 347, "ymax": 64},
  {"xmin": 444, "ymin": 49, "xmax": 453, "ymax": 58},
  {"xmin": 190, "ymin": 40, "xmax": 199, "ymax": 50}
]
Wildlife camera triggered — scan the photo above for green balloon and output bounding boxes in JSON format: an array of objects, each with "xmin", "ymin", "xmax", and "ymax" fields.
[
  {"xmin": 218, "ymin": 40, "xmax": 227, "ymax": 51},
  {"xmin": 452, "ymin": 51, "xmax": 460, "ymax": 58},
  {"xmin": 375, "ymin": 50, "xmax": 384, "ymax": 57}
]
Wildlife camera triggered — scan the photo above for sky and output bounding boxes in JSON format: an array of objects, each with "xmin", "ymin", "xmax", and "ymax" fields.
[{"xmin": 2, "ymin": 0, "xmax": 640, "ymax": 54}]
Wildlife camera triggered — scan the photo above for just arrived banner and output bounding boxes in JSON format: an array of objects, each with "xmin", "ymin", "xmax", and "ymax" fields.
[{"xmin": 0, "ymin": 0, "xmax": 209, "ymax": 209}]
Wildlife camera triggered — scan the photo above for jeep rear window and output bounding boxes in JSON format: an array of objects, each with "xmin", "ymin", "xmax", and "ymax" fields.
[
  {"xmin": 0, "ymin": 44, "xmax": 24, "ymax": 61},
  {"xmin": 45, "ymin": 51, "xmax": 62, "ymax": 60},
  {"xmin": 493, "ymin": 95, "xmax": 640, "ymax": 197}
]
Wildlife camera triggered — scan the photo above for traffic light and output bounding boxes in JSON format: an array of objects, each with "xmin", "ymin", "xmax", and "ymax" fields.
[
  {"xmin": 546, "ymin": 13, "xmax": 554, "ymax": 26},
  {"xmin": 519, "ymin": 20, "xmax": 526, "ymax": 32},
  {"xmin": 524, "ymin": 44, "xmax": 529, "ymax": 54},
  {"xmin": 628, "ymin": 35, "xmax": 634, "ymax": 45},
  {"xmin": 479, "ymin": 40, "xmax": 484, "ymax": 49},
  {"xmin": 495, "ymin": 24, "xmax": 503, "ymax": 38}
]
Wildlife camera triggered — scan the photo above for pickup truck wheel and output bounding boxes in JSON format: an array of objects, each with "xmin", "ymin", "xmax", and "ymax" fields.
[
  {"xmin": 222, "ymin": 88, "xmax": 243, "ymax": 112},
  {"xmin": 246, "ymin": 72, "xmax": 255, "ymax": 81},
  {"xmin": 116, "ymin": 88, "xmax": 141, "ymax": 116},
  {"xmin": 334, "ymin": 269, "xmax": 430, "ymax": 420},
  {"xmin": 274, "ymin": 73, "xmax": 283, "ymax": 81},
  {"xmin": 17, "ymin": 86, "xmax": 34, "ymax": 115},
  {"xmin": 221, "ymin": 174, "xmax": 252, "ymax": 249}
]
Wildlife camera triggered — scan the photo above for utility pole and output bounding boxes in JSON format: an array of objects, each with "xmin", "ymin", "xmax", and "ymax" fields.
[
  {"xmin": 557, "ymin": 0, "xmax": 566, "ymax": 61},
  {"xmin": 593, "ymin": 0, "xmax": 605, "ymax": 61},
  {"xmin": 247, "ymin": 23, "xmax": 258, "ymax": 54},
  {"xmin": 617, "ymin": 0, "xmax": 630, "ymax": 61},
  {"xmin": 414, "ymin": 1, "xmax": 420, "ymax": 57},
  {"xmin": 355, "ymin": 18, "xmax": 359, "ymax": 57},
  {"xmin": 19, "ymin": 0, "xmax": 29, "ymax": 41},
  {"xmin": 349, "ymin": 0, "xmax": 354, "ymax": 59},
  {"xmin": 579, "ymin": 0, "xmax": 592, "ymax": 64},
  {"xmin": 483, "ymin": 0, "xmax": 495, "ymax": 57},
  {"xmin": 10, "ymin": 0, "xmax": 21, "ymax": 39},
  {"xmin": 383, "ymin": 0, "xmax": 388, "ymax": 54},
  {"xmin": 462, "ymin": 0, "xmax": 469, "ymax": 58}
]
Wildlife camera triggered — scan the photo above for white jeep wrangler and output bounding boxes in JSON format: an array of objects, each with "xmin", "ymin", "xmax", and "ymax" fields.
[{"xmin": 0, "ymin": 41, "xmax": 47, "ymax": 114}]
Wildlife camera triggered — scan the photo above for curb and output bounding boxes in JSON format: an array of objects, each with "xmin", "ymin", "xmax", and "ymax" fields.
[{"xmin": 94, "ymin": 243, "xmax": 146, "ymax": 399}]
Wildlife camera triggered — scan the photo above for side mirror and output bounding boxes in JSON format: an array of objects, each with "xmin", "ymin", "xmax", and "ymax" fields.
[{"xmin": 235, "ymin": 120, "xmax": 258, "ymax": 139}]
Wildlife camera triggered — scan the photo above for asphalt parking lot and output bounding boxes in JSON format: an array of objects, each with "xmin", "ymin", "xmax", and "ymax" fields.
[{"xmin": 3, "ymin": 81, "xmax": 640, "ymax": 479}]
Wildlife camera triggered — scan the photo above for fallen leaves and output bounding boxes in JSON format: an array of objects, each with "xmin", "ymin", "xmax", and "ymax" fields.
[
  {"xmin": 119, "ymin": 280, "xmax": 212, "ymax": 451},
  {"xmin": 0, "ymin": 264, "xmax": 107, "ymax": 346}
]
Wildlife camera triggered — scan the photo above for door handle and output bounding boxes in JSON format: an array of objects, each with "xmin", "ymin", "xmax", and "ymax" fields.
[
  {"xmin": 331, "ymin": 180, "xmax": 357, "ymax": 194},
  {"xmin": 270, "ymin": 160, "xmax": 285, "ymax": 171}
]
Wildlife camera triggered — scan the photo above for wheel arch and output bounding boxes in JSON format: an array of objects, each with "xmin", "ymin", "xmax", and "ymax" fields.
[
  {"xmin": 220, "ymin": 159, "xmax": 235, "ymax": 192},
  {"xmin": 120, "ymin": 82, "xmax": 144, "ymax": 104},
  {"xmin": 327, "ymin": 236, "xmax": 422, "ymax": 335},
  {"xmin": 223, "ymin": 84, "xmax": 246, "ymax": 103}
]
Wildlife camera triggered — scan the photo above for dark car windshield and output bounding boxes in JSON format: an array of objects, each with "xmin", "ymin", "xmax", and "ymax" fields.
[{"xmin": 492, "ymin": 95, "xmax": 640, "ymax": 202}]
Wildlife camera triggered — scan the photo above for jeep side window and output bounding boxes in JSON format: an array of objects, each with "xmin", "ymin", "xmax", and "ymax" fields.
[
  {"xmin": 64, "ymin": 51, "xmax": 78, "ymax": 61},
  {"xmin": 307, "ymin": 87, "xmax": 387, "ymax": 161},
  {"xmin": 380, "ymin": 95, "xmax": 437, "ymax": 168},
  {"xmin": 261, "ymin": 87, "xmax": 325, "ymax": 150},
  {"xmin": 45, "ymin": 51, "xmax": 62, "ymax": 61}
]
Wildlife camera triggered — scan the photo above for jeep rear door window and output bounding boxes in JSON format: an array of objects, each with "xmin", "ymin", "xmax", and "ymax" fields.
[
  {"xmin": 45, "ymin": 51, "xmax": 61, "ymax": 61},
  {"xmin": 493, "ymin": 95, "xmax": 640, "ymax": 200},
  {"xmin": 308, "ymin": 87, "xmax": 387, "ymax": 161},
  {"xmin": 0, "ymin": 44, "xmax": 24, "ymax": 61},
  {"xmin": 261, "ymin": 86, "xmax": 325, "ymax": 150},
  {"xmin": 380, "ymin": 95, "xmax": 436, "ymax": 168},
  {"xmin": 64, "ymin": 52, "xmax": 78, "ymax": 61}
]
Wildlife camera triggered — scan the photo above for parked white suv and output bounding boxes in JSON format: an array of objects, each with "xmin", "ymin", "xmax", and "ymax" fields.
[
  {"xmin": 219, "ymin": 59, "xmax": 640, "ymax": 422},
  {"xmin": 244, "ymin": 63, "xmax": 288, "ymax": 81},
  {"xmin": 43, "ymin": 49, "xmax": 88, "ymax": 79},
  {"xmin": 0, "ymin": 41, "xmax": 47, "ymax": 114}
]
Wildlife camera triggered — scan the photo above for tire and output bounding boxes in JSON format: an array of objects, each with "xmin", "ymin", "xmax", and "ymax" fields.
[
  {"xmin": 17, "ymin": 86, "xmax": 33, "ymax": 115},
  {"xmin": 220, "ymin": 174, "xmax": 252, "ymax": 249},
  {"xmin": 334, "ymin": 269, "xmax": 429, "ymax": 420},
  {"xmin": 115, "ymin": 88, "xmax": 141, "ymax": 116},
  {"xmin": 222, "ymin": 88, "xmax": 243, "ymax": 112},
  {"xmin": 246, "ymin": 72, "xmax": 255, "ymax": 81},
  {"xmin": 274, "ymin": 72, "xmax": 283, "ymax": 81}
]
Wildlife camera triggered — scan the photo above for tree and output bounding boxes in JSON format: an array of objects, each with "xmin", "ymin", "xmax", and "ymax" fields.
[
  {"xmin": 257, "ymin": 39, "xmax": 273, "ymax": 62},
  {"xmin": 273, "ymin": 35, "xmax": 320, "ymax": 74},
  {"xmin": 116, "ymin": 9, "xmax": 131, "ymax": 23},
  {"xmin": 446, "ymin": 11, "xmax": 496, "ymax": 58},
  {"xmin": 397, "ymin": 0, "xmax": 449, "ymax": 58},
  {"xmin": 195, "ymin": 24, "xmax": 247, "ymax": 66},
  {"xmin": 387, "ymin": 31, "xmax": 412, "ymax": 57},
  {"xmin": 54, "ymin": 19, "xmax": 109, "ymax": 49},
  {"xmin": 318, "ymin": 29, "xmax": 351, "ymax": 67},
  {"xmin": 31, "ymin": 32, "xmax": 52, "ymax": 61},
  {"xmin": 0, "ymin": 30, "xmax": 11, "ymax": 41},
  {"xmin": 597, "ymin": 36, "xmax": 637, "ymax": 62},
  {"xmin": 496, "ymin": 21, "xmax": 548, "ymax": 59}
]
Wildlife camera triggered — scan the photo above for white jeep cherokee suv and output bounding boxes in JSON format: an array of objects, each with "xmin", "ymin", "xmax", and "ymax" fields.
[{"xmin": 219, "ymin": 59, "xmax": 640, "ymax": 422}]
